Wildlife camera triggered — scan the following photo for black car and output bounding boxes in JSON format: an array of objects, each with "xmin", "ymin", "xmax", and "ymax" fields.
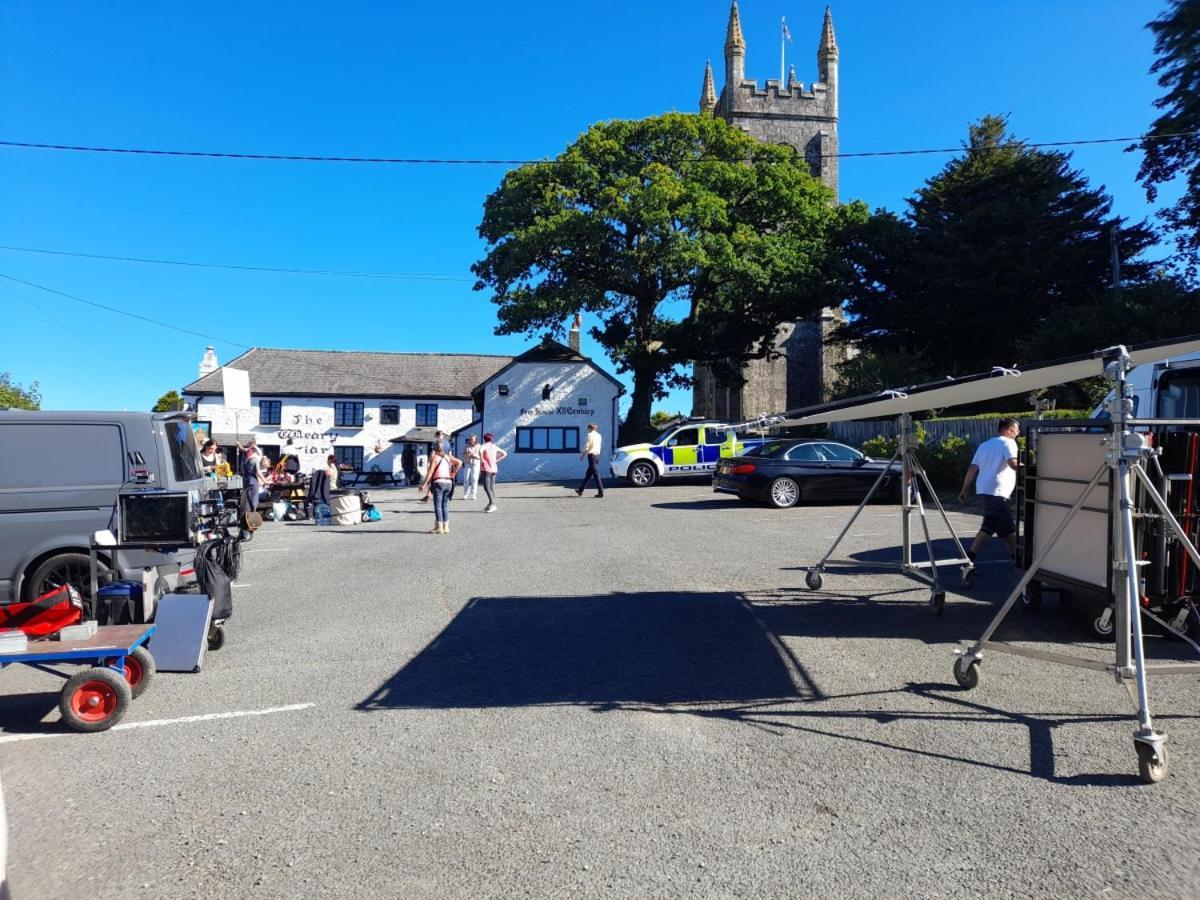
[{"xmin": 713, "ymin": 439, "xmax": 900, "ymax": 508}]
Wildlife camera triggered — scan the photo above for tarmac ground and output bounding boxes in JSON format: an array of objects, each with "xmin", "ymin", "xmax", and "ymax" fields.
[{"xmin": 3, "ymin": 480, "xmax": 1200, "ymax": 898}]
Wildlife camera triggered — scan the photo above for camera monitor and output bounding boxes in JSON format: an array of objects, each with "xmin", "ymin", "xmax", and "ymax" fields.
[{"xmin": 119, "ymin": 491, "xmax": 193, "ymax": 545}]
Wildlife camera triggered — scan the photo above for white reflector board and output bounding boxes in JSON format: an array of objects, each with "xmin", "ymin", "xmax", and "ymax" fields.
[
  {"xmin": 776, "ymin": 335, "xmax": 1200, "ymax": 427},
  {"xmin": 222, "ymin": 366, "xmax": 251, "ymax": 411},
  {"xmin": 1032, "ymin": 433, "xmax": 1110, "ymax": 590}
]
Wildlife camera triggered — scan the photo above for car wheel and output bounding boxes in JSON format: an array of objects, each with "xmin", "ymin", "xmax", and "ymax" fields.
[
  {"xmin": 768, "ymin": 477, "xmax": 801, "ymax": 509},
  {"xmin": 24, "ymin": 552, "xmax": 109, "ymax": 604},
  {"xmin": 627, "ymin": 461, "xmax": 658, "ymax": 488}
]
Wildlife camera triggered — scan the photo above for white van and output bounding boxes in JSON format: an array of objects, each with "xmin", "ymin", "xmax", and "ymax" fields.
[
  {"xmin": 1095, "ymin": 350, "xmax": 1200, "ymax": 419},
  {"xmin": 0, "ymin": 411, "xmax": 205, "ymax": 604}
]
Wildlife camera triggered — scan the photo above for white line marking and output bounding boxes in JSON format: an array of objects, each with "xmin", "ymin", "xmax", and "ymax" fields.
[
  {"xmin": 232, "ymin": 583, "xmax": 253, "ymax": 588},
  {"xmin": 243, "ymin": 548, "xmax": 290, "ymax": 553},
  {"xmin": 0, "ymin": 702, "xmax": 314, "ymax": 744}
]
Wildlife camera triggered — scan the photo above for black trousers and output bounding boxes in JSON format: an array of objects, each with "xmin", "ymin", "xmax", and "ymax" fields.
[{"xmin": 578, "ymin": 454, "xmax": 604, "ymax": 495}]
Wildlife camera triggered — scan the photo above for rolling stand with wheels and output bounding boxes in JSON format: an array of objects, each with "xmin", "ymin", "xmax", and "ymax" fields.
[
  {"xmin": 953, "ymin": 346, "xmax": 1200, "ymax": 783},
  {"xmin": 799, "ymin": 413, "xmax": 974, "ymax": 614}
]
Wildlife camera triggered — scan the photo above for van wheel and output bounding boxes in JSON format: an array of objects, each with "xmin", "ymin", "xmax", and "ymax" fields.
[{"xmin": 24, "ymin": 552, "xmax": 109, "ymax": 604}]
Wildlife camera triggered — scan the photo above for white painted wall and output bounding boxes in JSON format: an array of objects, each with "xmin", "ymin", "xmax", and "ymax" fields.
[
  {"xmin": 464, "ymin": 361, "xmax": 621, "ymax": 481},
  {"xmin": 187, "ymin": 395, "xmax": 475, "ymax": 474}
]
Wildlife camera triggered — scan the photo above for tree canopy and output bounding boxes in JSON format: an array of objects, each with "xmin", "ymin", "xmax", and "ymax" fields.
[
  {"xmin": 152, "ymin": 390, "xmax": 184, "ymax": 412},
  {"xmin": 472, "ymin": 112, "xmax": 865, "ymax": 438},
  {"xmin": 836, "ymin": 116, "xmax": 1159, "ymax": 385},
  {"xmin": 1136, "ymin": 0, "xmax": 1200, "ymax": 278},
  {"xmin": 0, "ymin": 373, "xmax": 41, "ymax": 410}
]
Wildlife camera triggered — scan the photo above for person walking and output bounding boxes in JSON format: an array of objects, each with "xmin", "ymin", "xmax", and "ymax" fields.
[
  {"xmin": 958, "ymin": 417, "xmax": 1021, "ymax": 565},
  {"xmin": 479, "ymin": 432, "xmax": 507, "ymax": 513},
  {"xmin": 420, "ymin": 444, "xmax": 461, "ymax": 533},
  {"xmin": 575, "ymin": 422, "xmax": 605, "ymax": 498},
  {"xmin": 461, "ymin": 434, "xmax": 482, "ymax": 500}
]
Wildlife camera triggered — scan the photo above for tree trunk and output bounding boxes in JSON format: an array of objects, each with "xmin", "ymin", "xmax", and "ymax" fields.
[{"xmin": 623, "ymin": 368, "xmax": 657, "ymax": 443}]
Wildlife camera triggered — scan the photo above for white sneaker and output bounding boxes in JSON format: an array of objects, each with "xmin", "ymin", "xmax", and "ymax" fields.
[{"xmin": 484, "ymin": 504, "xmax": 497, "ymax": 513}]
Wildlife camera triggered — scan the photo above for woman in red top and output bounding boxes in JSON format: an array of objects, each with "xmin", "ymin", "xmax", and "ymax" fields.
[
  {"xmin": 420, "ymin": 444, "xmax": 461, "ymax": 534},
  {"xmin": 478, "ymin": 432, "xmax": 507, "ymax": 513}
]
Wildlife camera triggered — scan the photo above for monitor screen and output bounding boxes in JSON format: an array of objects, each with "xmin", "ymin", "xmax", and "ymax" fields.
[{"xmin": 120, "ymin": 492, "xmax": 192, "ymax": 545}]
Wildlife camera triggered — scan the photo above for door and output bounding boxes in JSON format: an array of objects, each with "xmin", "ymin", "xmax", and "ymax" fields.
[
  {"xmin": 783, "ymin": 442, "xmax": 831, "ymax": 498},
  {"xmin": 699, "ymin": 427, "xmax": 730, "ymax": 471},
  {"xmin": 815, "ymin": 442, "xmax": 873, "ymax": 500},
  {"xmin": 663, "ymin": 428, "xmax": 701, "ymax": 474}
]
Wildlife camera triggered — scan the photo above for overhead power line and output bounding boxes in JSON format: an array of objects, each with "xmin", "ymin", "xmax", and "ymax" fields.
[
  {"xmin": 0, "ymin": 272, "xmax": 249, "ymax": 349},
  {"xmin": 0, "ymin": 244, "xmax": 474, "ymax": 282},
  {"xmin": 1, "ymin": 130, "xmax": 1197, "ymax": 166}
]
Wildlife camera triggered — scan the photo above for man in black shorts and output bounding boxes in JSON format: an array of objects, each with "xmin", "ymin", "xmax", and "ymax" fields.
[{"xmin": 958, "ymin": 417, "xmax": 1020, "ymax": 563}]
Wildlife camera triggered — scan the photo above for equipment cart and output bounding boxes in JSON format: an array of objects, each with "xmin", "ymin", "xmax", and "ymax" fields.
[{"xmin": 0, "ymin": 624, "xmax": 156, "ymax": 732}]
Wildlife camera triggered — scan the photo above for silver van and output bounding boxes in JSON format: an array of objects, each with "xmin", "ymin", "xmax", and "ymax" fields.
[{"xmin": 0, "ymin": 410, "xmax": 205, "ymax": 604}]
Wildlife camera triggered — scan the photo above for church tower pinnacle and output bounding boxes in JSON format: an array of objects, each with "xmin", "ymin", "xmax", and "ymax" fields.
[
  {"xmin": 700, "ymin": 60, "xmax": 717, "ymax": 115},
  {"xmin": 724, "ymin": 1, "xmax": 746, "ymax": 88},
  {"xmin": 817, "ymin": 5, "xmax": 839, "ymax": 116}
]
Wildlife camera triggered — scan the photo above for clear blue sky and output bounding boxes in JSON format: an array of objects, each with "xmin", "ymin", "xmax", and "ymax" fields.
[{"xmin": 0, "ymin": 1, "xmax": 1175, "ymax": 416}]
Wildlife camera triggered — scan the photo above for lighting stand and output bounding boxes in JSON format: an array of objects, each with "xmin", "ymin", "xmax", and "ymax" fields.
[
  {"xmin": 953, "ymin": 345, "xmax": 1200, "ymax": 783},
  {"xmin": 800, "ymin": 412, "xmax": 974, "ymax": 614}
]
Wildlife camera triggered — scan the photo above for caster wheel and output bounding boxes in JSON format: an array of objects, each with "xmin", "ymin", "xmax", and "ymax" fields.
[
  {"xmin": 930, "ymin": 590, "xmax": 946, "ymax": 615},
  {"xmin": 805, "ymin": 571, "xmax": 823, "ymax": 591},
  {"xmin": 953, "ymin": 656, "xmax": 980, "ymax": 690},
  {"xmin": 59, "ymin": 667, "xmax": 132, "ymax": 732},
  {"xmin": 1090, "ymin": 606, "xmax": 1116, "ymax": 642},
  {"xmin": 207, "ymin": 625, "xmax": 226, "ymax": 651},
  {"xmin": 1136, "ymin": 741, "xmax": 1168, "ymax": 784},
  {"xmin": 104, "ymin": 646, "xmax": 156, "ymax": 699},
  {"xmin": 1022, "ymin": 581, "xmax": 1043, "ymax": 611}
]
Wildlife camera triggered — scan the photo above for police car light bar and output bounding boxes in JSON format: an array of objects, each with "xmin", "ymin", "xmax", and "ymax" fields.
[{"xmin": 769, "ymin": 334, "xmax": 1200, "ymax": 428}]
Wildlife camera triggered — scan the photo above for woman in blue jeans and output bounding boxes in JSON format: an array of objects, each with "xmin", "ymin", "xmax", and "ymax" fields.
[{"xmin": 420, "ymin": 444, "xmax": 461, "ymax": 534}]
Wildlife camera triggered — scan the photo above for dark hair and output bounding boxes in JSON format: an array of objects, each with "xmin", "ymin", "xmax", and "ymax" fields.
[
  {"xmin": 201, "ymin": 439, "xmax": 216, "ymax": 451},
  {"xmin": 327, "ymin": 454, "xmax": 337, "ymax": 465},
  {"xmin": 998, "ymin": 417, "xmax": 1020, "ymax": 433},
  {"xmin": 483, "ymin": 432, "xmax": 494, "ymax": 442}
]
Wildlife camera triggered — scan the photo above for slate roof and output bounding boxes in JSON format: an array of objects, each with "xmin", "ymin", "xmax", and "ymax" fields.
[
  {"xmin": 470, "ymin": 338, "xmax": 625, "ymax": 395},
  {"xmin": 183, "ymin": 348, "xmax": 514, "ymax": 400}
]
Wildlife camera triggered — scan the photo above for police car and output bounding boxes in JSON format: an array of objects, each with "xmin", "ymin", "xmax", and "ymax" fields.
[{"xmin": 610, "ymin": 419, "xmax": 770, "ymax": 487}]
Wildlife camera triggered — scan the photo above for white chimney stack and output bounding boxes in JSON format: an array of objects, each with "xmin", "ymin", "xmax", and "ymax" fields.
[{"xmin": 199, "ymin": 346, "xmax": 219, "ymax": 378}]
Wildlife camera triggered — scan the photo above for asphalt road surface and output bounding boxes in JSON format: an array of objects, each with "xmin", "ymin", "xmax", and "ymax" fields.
[{"xmin": 3, "ymin": 481, "xmax": 1199, "ymax": 898}]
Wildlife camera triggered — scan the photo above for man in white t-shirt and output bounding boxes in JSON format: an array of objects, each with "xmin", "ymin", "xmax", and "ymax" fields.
[
  {"xmin": 958, "ymin": 417, "xmax": 1020, "ymax": 563},
  {"xmin": 575, "ymin": 422, "xmax": 605, "ymax": 498}
]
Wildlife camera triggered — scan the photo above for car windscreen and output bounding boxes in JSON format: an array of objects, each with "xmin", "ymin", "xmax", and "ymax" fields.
[{"xmin": 163, "ymin": 419, "xmax": 203, "ymax": 483}]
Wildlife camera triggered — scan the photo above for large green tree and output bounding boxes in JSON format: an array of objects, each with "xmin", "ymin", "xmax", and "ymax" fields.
[
  {"xmin": 1136, "ymin": 0, "xmax": 1200, "ymax": 278},
  {"xmin": 152, "ymin": 390, "xmax": 184, "ymax": 412},
  {"xmin": 472, "ymin": 112, "xmax": 865, "ymax": 438},
  {"xmin": 0, "ymin": 373, "xmax": 41, "ymax": 410},
  {"xmin": 836, "ymin": 116, "xmax": 1157, "ymax": 380}
]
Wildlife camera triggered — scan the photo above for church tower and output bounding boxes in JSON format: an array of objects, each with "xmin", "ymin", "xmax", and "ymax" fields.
[{"xmin": 692, "ymin": 3, "xmax": 846, "ymax": 421}]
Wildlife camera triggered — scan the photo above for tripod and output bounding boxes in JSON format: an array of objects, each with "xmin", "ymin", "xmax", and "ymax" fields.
[
  {"xmin": 953, "ymin": 346, "xmax": 1200, "ymax": 783},
  {"xmin": 801, "ymin": 413, "xmax": 974, "ymax": 614}
]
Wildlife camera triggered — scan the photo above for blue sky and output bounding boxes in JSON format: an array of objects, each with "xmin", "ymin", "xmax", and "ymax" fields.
[{"xmin": 0, "ymin": 1, "xmax": 1177, "ymax": 415}]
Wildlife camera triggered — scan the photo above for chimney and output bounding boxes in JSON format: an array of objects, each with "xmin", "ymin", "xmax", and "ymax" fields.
[
  {"xmin": 198, "ymin": 346, "xmax": 219, "ymax": 378},
  {"xmin": 568, "ymin": 314, "xmax": 582, "ymax": 353}
]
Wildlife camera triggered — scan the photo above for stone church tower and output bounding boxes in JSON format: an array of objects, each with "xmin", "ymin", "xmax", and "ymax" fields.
[{"xmin": 692, "ymin": 3, "xmax": 848, "ymax": 421}]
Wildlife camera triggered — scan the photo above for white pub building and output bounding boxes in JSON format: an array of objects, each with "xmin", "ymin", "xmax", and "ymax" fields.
[{"xmin": 183, "ymin": 325, "xmax": 623, "ymax": 483}]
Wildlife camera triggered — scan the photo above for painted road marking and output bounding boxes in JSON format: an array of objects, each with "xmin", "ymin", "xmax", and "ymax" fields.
[
  {"xmin": 0, "ymin": 702, "xmax": 315, "ymax": 744},
  {"xmin": 243, "ymin": 548, "xmax": 290, "ymax": 553}
]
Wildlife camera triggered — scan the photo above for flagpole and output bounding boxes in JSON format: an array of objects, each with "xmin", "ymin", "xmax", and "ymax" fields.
[{"xmin": 781, "ymin": 17, "xmax": 786, "ymax": 85}]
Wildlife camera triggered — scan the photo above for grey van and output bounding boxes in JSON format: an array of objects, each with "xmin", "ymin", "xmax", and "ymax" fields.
[{"xmin": 0, "ymin": 410, "xmax": 206, "ymax": 604}]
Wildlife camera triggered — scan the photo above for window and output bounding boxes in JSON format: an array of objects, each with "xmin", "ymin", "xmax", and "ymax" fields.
[
  {"xmin": 165, "ymin": 420, "xmax": 204, "ymax": 481},
  {"xmin": 259, "ymin": 400, "xmax": 282, "ymax": 426},
  {"xmin": 577, "ymin": 397, "xmax": 588, "ymax": 407},
  {"xmin": 786, "ymin": 443, "xmax": 823, "ymax": 462},
  {"xmin": 516, "ymin": 426, "xmax": 579, "ymax": 453},
  {"xmin": 416, "ymin": 403, "xmax": 438, "ymax": 427},
  {"xmin": 335, "ymin": 446, "xmax": 364, "ymax": 470},
  {"xmin": 498, "ymin": 384, "xmax": 509, "ymax": 396},
  {"xmin": 380, "ymin": 405, "xmax": 399, "ymax": 425},
  {"xmin": 541, "ymin": 384, "xmax": 552, "ymax": 400},
  {"xmin": 817, "ymin": 443, "xmax": 863, "ymax": 462},
  {"xmin": 667, "ymin": 428, "xmax": 700, "ymax": 447},
  {"xmin": 334, "ymin": 401, "xmax": 364, "ymax": 427}
]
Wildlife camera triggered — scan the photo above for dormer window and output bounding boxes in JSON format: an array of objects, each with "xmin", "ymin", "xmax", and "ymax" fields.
[{"xmin": 498, "ymin": 384, "xmax": 509, "ymax": 397}]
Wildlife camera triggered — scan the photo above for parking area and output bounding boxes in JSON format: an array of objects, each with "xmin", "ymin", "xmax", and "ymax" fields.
[{"xmin": 3, "ymin": 480, "xmax": 1200, "ymax": 898}]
